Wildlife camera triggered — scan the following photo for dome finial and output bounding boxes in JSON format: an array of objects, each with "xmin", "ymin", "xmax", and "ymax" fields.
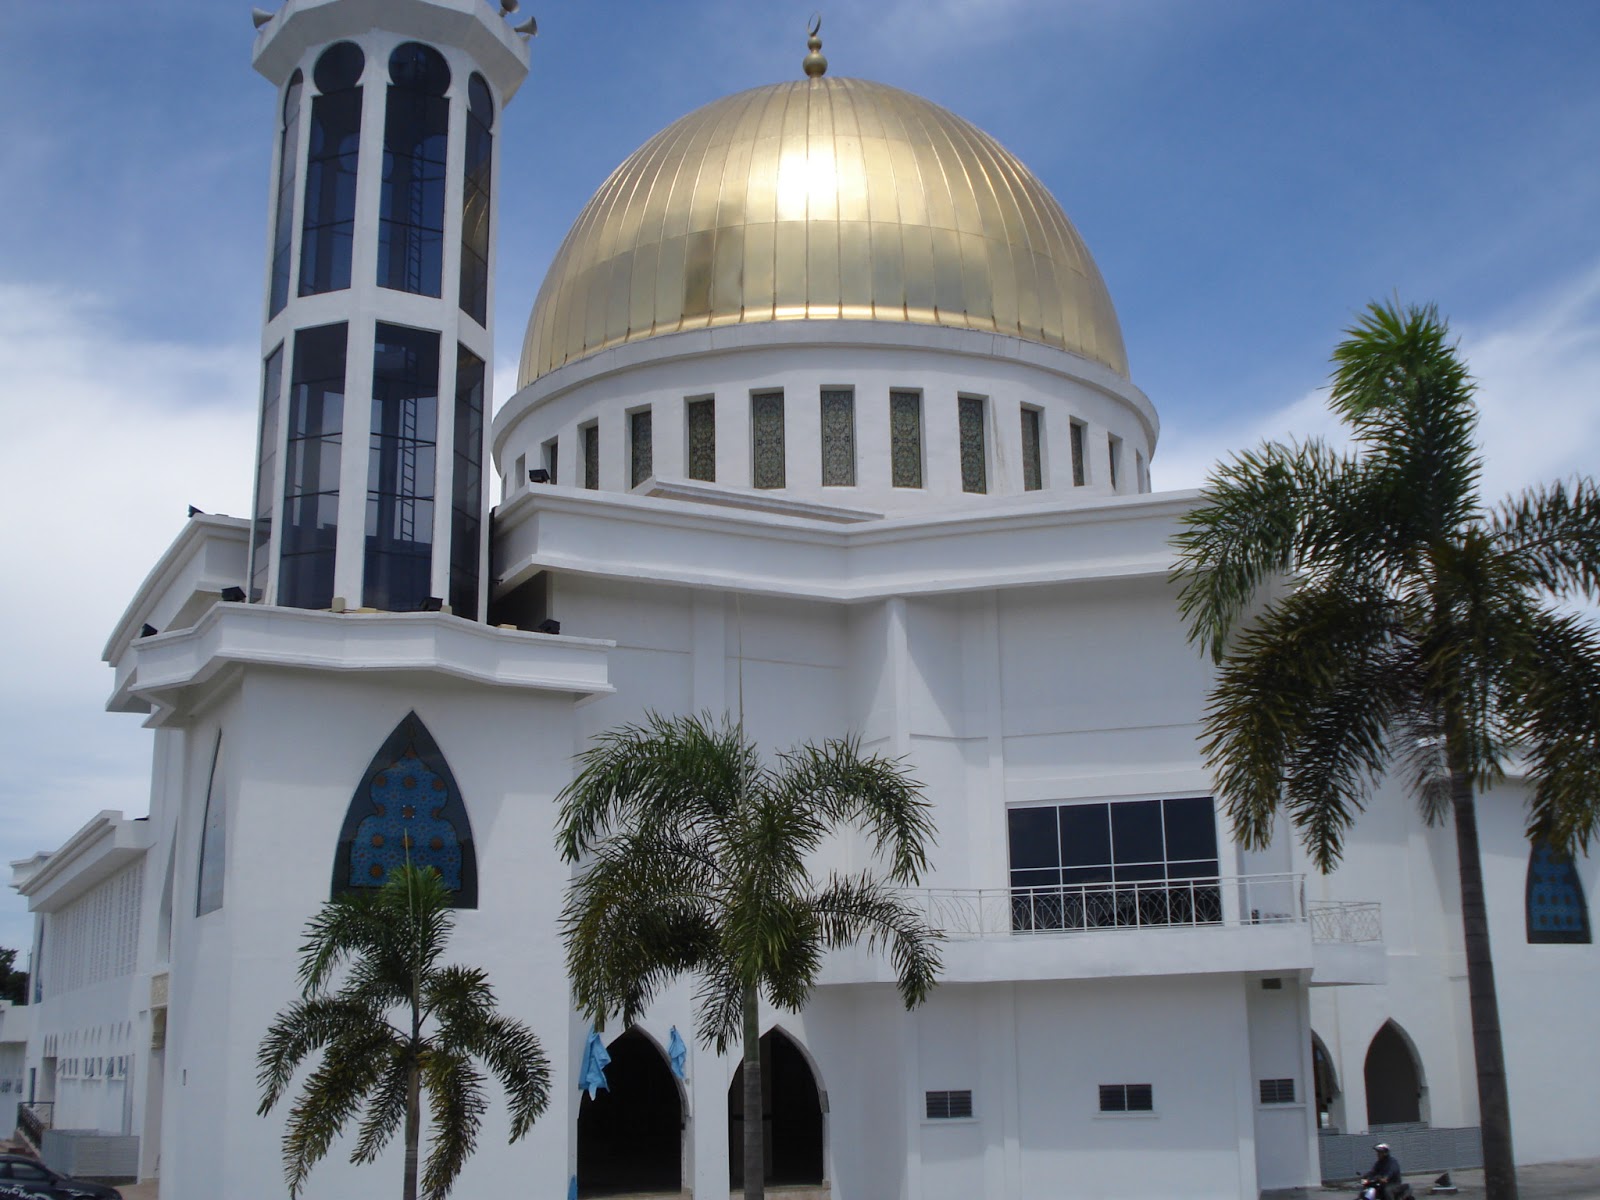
[{"xmin": 802, "ymin": 14, "xmax": 827, "ymax": 79}]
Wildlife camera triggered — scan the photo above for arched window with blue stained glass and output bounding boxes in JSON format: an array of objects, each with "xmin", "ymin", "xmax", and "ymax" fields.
[
  {"xmin": 1526, "ymin": 843, "xmax": 1591, "ymax": 944},
  {"xmin": 333, "ymin": 713, "xmax": 477, "ymax": 907}
]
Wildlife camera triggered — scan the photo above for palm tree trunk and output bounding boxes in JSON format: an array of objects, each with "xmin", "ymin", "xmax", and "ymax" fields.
[
  {"xmin": 742, "ymin": 983, "xmax": 764, "ymax": 1200},
  {"xmin": 1448, "ymin": 759, "xmax": 1518, "ymax": 1200},
  {"xmin": 403, "ymin": 1059, "xmax": 421, "ymax": 1200}
]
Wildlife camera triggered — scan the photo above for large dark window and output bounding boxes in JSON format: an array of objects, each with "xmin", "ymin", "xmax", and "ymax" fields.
[
  {"xmin": 248, "ymin": 345, "xmax": 285, "ymax": 602},
  {"xmin": 1007, "ymin": 797, "xmax": 1220, "ymax": 930},
  {"xmin": 1527, "ymin": 843, "xmax": 1592, "ymax": 944},
  {"xmin": 300, "ymin": 43, "xmax": 365, "ymax": 296},
  {"xmin": 268, "ymin": 71, "xmax": 303, "ymax": 316},
  {"xmin": 366, "ymin": 323, "xmax": 439, "ymax": 611},
  {"xmin": 280, "ymin": 324, "xmax": 347, "ymax": 609},
  {"xmin": 450, "ymin": 347, "xmax": 485, "ymax": 619},
  {"xmin": 459, "ymin": 74, "xmax": 494, "ymax": 325},
  {"xmin": 379, "ymin": 43, "xmax": 450, "ymax": 297}
]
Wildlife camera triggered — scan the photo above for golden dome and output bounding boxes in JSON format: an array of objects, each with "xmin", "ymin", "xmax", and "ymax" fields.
[{"xmin": 519, "ymin": 76, "xmax": 1128, "ymax": 387}]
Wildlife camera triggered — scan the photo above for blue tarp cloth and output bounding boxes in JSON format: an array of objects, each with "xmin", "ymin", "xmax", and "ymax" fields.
[
  {"xmin": 668, "ymin": 1026, "xmax": 688, "ymax": 1079},
  {"xmin": 579, "ymin": 1028, "xmax": 611, "ymax": 1099}
]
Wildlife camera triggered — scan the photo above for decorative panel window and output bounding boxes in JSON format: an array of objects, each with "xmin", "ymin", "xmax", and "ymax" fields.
[
  {"xmin": 1099, "ymin": 1084, "xmax": 1154, "ymax": 1113},
  {"xmin": 1108, "ymin": 433, "xmax": 1122, "ymax": 491},
  {"xmin": 959, "ymin": 396, "xmax": 987, "ymax": 493},
  {"xmin": 268, "ymin": 71, "xmax": 303, "ymax": 316},
  {"xmin": 752, "ymin": 391, "xmax": 785, "ymax": 489},
  {"xmin": 1070, "ymin": 420, "xmax": 1086, "ymax": 487},
  {"xmin": 542, "ymin": 437, "xmax": 558, "ymax": 485},
  {"xmin": 925, "ymin": 1090, "xmax": 974, "ymax": 1120},
  {"xmin": 890, "ymin": 390, "xmax": 923, "ymax": 488},
  {"xmin": 249, "ymin": 345, "xmax": 284, "ymax": 603},
  {"xmin": 820, "ymin": 388, "xmax": 855, "ymax": 486},
  {"xmin": 280, "ymin": 323, "xmax": 347, "ymax": 610},
  {"xmin": 378, "ymin": 43, "xmax": 451, "ymax": 297},
  {"xmin": 1007, "ymin": 797, "xmax": 1220, "ymax": 931},
  {"xmin": 630, "ymin": 409, "xmax": 653, "ymax": 487},
  {"xmin": 450, "ymin": 346, "xmax": 485, "ymax": 619},
  {"xmin": 583, "ymin": 423, "xmax": 600, "ymax": 490},
  {"xmin": 365, "ymin": 323, "xmax": 440, "ymax": 612},
  {"xmin": 1021, "ymin": 406, "xmax": 1043, "ymax": 491},
  {"xmin": 459, "ymin": 74, "xmax": 494, "ymax": 325},
  {"xmin": 300, "ymin": 42, "xmax": 365, "ymax": 296},
  {"xmin": 333, "ymin": 713, "xmax": 477, "ymax": 907},
  {"xmin": 687, "ymin": 397, "xmax": 716, "ymax": 482},
  {"xmin": 196, "ymin": 732, "xmax": 225, "ymax": 916},
  {"xmin": 1259, "ymin": 1079, "xmax": 1296, "ymax": 1105},
  {"xmin": 1526, "ymin": 844, "xmax": 1592, "ymax": 944}
]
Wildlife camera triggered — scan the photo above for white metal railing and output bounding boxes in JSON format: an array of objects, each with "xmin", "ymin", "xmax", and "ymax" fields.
[
  {"xmin": 907, "ymin": 873, "xmax": 1307, "ymax": 939},
  {"xmin": 1307, "ymin": 899, "xmax": 1384, "ymax": 944}
]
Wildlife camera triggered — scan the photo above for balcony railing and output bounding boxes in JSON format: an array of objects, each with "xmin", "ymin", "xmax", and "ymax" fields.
[
  {"xmin": 1307, "ymin": 899, "xmax": 1384, "ymax": 944},
  {"xmin": 17, "ymin": 1100, "xmax": 52, "ymax": 1151},
  {"xmin": 907, "ymin": 874, "xmax": 1307, "ymax": 939}
]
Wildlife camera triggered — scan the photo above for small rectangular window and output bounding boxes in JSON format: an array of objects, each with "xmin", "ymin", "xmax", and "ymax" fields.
[
  {"xmin": 1108, "ymin": 434, "xmax": 1122, "ymax": 491},
  {"xmin": 1099, "ymin": 1083, "xmax": 1153, "ymax": 1113},
  {"xmin": 687, "ymin": 397, "xmax": 716, "ymax": 482},
  {"xmin": 752, "ymin": 390, "xmax": 785, "ymax": 489},
  {"xmin": 1259, "ymin": 1078, "xmax": 1296, "ymax": 1105},
  {"xmin": 890, "ymin": 390, "xmax": 924, "ymax": 488},
  {"xmin": 925, "ymin": 1090, "xmax": 974, "ymax": 1120},
  {"xmin": 1260, "ymin": 977, "xmax": 1283, "ymax": 990},
  {"xmin": 1070, "ymin": 420, "xmax": 1087, "ymax": 487},
  {"xmin": 1020, "ymin": 406, "xmax": 1043, "ymax": 492},
  {"xmin": 582, "ymin": 423, "xmax": 599, "ymax": 490},
  {"xmin": 959, "ymin": 395, "xmax": 987, "ymax": 494},
  {"xmin": 630, "ymin": 408, "xmax": 653, "ymax": 488},
  {"xmin": 820, "ymin": 388, "xmax": 855, "ymax": 486},
  {"xmin": 1135, "ymin": 449, "xmax": 1147, "ymax": 493},
  {"xmin": 511, "ymin": 454, "xmax": 526, "ymax": 498},
  {"xmin": 542, "ymin": 438, "xmax": 558, "ymax": 486}
]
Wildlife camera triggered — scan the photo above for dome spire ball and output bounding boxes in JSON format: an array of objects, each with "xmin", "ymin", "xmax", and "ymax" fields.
[{"xmin": 802, "ymin": 14, "xmax": 827, "ymax": 78}]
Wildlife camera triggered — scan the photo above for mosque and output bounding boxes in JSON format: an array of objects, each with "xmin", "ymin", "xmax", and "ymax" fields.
[{"xmin": 8, "ymin": 1, "xmax": 1597, "ymax": 1197}]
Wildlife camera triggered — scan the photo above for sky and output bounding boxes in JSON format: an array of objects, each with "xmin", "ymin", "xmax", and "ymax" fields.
[{"xmin": 1, "ymin": 0, "xmax": 1599, "ymax": 954}]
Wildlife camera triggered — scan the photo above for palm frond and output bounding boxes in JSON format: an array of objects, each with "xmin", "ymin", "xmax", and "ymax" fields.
[
  {"xmin": 808, "ymin": 873, "xmax": 943, "ymax": 1008},
  {"xmin": 1491, "ymin": 479, "xmax": 1600, "ymax": 602},
  {"xmin": 348, "ymin": 1052, "xmax": 410, "ymax": 1165},
  {"xmin": 419, "ymin": 1049, "xmax": 488, "ymax": 1200},
  {"xmin": 777, "ymin": 737, "xmax": 936, "ymax": 884},
  {"xmin": 278, "ymin": 1024, "xmax": 396, "ymax": 1196},
  {"xmin": 256, "ymin": 997, "xmax": 398, "ymax": 1114}
]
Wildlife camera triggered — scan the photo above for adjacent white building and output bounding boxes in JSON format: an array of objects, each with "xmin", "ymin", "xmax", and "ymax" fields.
[{"xmin": 11, "ymin": 2, "xmax": 1597, "ymax": 1197}]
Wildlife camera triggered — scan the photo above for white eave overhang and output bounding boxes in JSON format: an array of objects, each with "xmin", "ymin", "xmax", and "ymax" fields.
[
  {"xmin": 11, "ymin": 811, "xmax": 153, "ymax": 912},
  {"xmin": 494, "ymin": 485, "xmax": 1205, "ymax": 602},
  {"xmin": 112, "ymin": 604, "xmax": 614, "ymax": 727},
  {"xmin": 105, "ymin": 515, "xmax": 251, "ymax": 665}
]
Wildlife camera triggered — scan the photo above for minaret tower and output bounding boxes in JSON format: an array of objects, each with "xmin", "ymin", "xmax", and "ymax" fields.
[{"xmin": 247, "ymin": 0, "xmax": 531, "ymax": 620}]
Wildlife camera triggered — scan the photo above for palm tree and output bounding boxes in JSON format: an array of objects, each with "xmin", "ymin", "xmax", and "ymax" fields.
[
  {"xmin": 556, "ymin": 713, "xmax": 943, "ymax": 1200},
  {"xmin": 257, "ymin": 865, "xmax": 551, "ymax": 1200},
  {"xmin": 1173, "ymin": 300, "xmax": 1600, "ymax": 1200}
]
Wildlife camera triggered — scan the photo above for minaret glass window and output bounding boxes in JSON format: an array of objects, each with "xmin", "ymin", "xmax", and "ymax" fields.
[
  {"xmin": 268, "ymin": 71, "xmax": 303, "ymax": 317},
  {"xmin": 752, "ymin": 391, "xmax": 785, "ymax": 489},
  {"xmin": 959, "ymin": 396, "xmax": 987, "ymax": 493},
  {"xmin": 378, "ymin": 44, "xmax": 451, "ymax": 297},
  {"xmin": 451, "ymin": 347, "xmax": 485, "ymax": 619},
  {"xmin": 820, "ymin": 388, "xmax": 855, "ymax": 486},
  {"xmin": 248, "ymin": 345, "xmax": 284, "ymax": 602},
  {"xmin": 300, "ymin": 43, "xmax": 364, "ymax": 296},
  {"xmin": 366, "ymin": 324, "xmax": 439, "ymax": 611},
  {"xmin": 460, "ymin": 74, "xmax": 494, "ymax": 326},
  {"xmin": 280, "ymin": 323, "xmax": 348, "ymax": 609}
]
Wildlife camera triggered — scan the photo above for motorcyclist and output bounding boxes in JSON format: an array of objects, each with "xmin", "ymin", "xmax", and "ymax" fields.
[{"xmin": 1361, "ymin": 1143, "xmax": 1404, "ymax": 1200}]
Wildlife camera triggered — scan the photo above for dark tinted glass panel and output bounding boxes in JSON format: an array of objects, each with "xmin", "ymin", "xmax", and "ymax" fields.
[
  {"xmin": 752, "ymin": 391, "xmax": 785, "ymax": 488},
  {"xmin": 1111, "ymin": 800, "xmax": 1163, "ymax": 867},
  {"xmin": 364, "ymin": 324, "xmax": 439, "ymax": 610},
  {"xmin": 300, "ymin": 57, "xmax": 363, "ymax": 296},
  {"xmin": 1163, "ymin": 796, "xmax": 1219, "ymax": 872},
  {"xmin": 1021, "ymin": 407, "xmax": 1042, "ymax": 491},
  {"xmin": 687, "ymin": 398, "xmax": 715, "ymax": 481},
  {"xmin": 313, "ymin": 41, "xmax": 364, "ymax": 93},
  {"xmin": 280, "ymin": 324, "xmax": 346, "ymax": 609},
  {"xmin": 1098, "ymin": 1085, "xmax": 1125, "ymax": 1113},
  {"xmin": 1058, "ymin": 804, "xmax": 1110, "ymax": 869},
  {"xmin": 450, "ymin": 347, "xmax": 485, "ymax": 619},
  {"xmin": 269, "ymin": 72, "xmax": 303, "ymax": 316},
  {"xmin": 379, "ymin": 45, "xmax": 450, "ymax": 297},
  {"xmin": 583, "ymin": 424, "xmax": 599, "ymax": 489},
  {"xmin": 1126, "ymin": 1085, "xmax": 1154, "ymax": 1112},
  {"xmin": 249, "ymin": 345, "xmax": 285, "ymax": 602},
  {"xmin": 959, "ymin": 396, "xmax": 986, "ymax": 493},
  {"xmin": 460, "ymin": 74, "xmax": 493, "ymax": 325},
  {"xmin": 1007, "ymin": 807, "xmax": 1059, "ymax": 872}
]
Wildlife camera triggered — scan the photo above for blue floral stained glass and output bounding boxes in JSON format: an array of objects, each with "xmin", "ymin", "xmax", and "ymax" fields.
[
  {"xmin": 1526, "ymin": 844, "xmax": 1590, "ymax": 944},
  {"xmin": 333, "ymin": 713, "xmax": 477, "ymax": 906}
]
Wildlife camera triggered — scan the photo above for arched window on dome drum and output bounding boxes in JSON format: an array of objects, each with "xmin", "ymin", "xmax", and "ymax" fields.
[
  {"xmin": 1020, "ymin": 406, "xmax": 1043, "ymax": 491},
  {"xmin": 279, "ymin": 323, "xmax": 347, "ymax": 610},
  {"xmin": 450, "ymin": 346, "xmax": 485, "ymax": 619},
  {"xmin": 459, "ymin": 74, "xmax": 494, "ymax": 325},
  {"xmin": 248, "ymin": 344, "xmax": 284, "ymax": 603},
  {"xmin": 959, "ymin": 396, "xmax": 988, "ymax": 494},
  {"xmin": 365, "ymin": 324, "xmax": 439, "ymax": 612},
  {"xmin": 268, "ymin": 71, "xmax": 303, "ymax": 316},
  {"xmin": 300, "ymin": 42, "xmax": 365, "ymax": 297},
  {"xmin": 333, "ymin": 713, "xmax": 477, "ymax": 907},
  {"xmin": 1527, "ymin": 843, "xmax": 1591, "ymax": 944},
  {"xmin": 378, "ymin": 43, "xmax": 451, "ymax": 297}
]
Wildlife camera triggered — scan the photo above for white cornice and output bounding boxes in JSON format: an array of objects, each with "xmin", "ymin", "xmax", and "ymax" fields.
[
  {"xmin": 10, "ymin": 811, "xmax": 152, "ymax": 912},
  {"xmin": 104, "ymin": 516, "xmax": 250, "ymax": 665},
  {"xmin": 113, "ymin": 604, "xmax": 614, "ymax": 726}
]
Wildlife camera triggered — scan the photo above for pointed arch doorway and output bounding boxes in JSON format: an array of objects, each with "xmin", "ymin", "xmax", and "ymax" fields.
[
  {"xmin": 577, "ymin": 1029, "xmax": 684, "ymax": 1197},
  {"xmin": 1364, "ymin": 1020, "xmax": 1427, "ymax": 1127},
  {"xmin": 728, "ymin": 1028, "xmax": 825, "ymax": 1189}
]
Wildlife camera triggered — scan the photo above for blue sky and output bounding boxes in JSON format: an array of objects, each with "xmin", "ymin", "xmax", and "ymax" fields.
[{"xmin": 2, "ymin": 0, "xmax": 1599, "ymax": 952}]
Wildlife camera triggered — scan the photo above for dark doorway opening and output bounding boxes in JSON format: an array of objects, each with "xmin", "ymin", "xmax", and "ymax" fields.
[
  {"xmin": 1364, "ymin": 1020, "xmax": 1424, "ymax": 1127},
  {"xmin": 577, "ymin": 1029, "xmax": 683, "ymax": 1197},
  {"xmin": 728, "ymin": 1028, "xmax": 824, "ymax": 1188},
  {"xmin": 1311, "ymin": 1031, "xmax": 1342, "ymax": 1130}
]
